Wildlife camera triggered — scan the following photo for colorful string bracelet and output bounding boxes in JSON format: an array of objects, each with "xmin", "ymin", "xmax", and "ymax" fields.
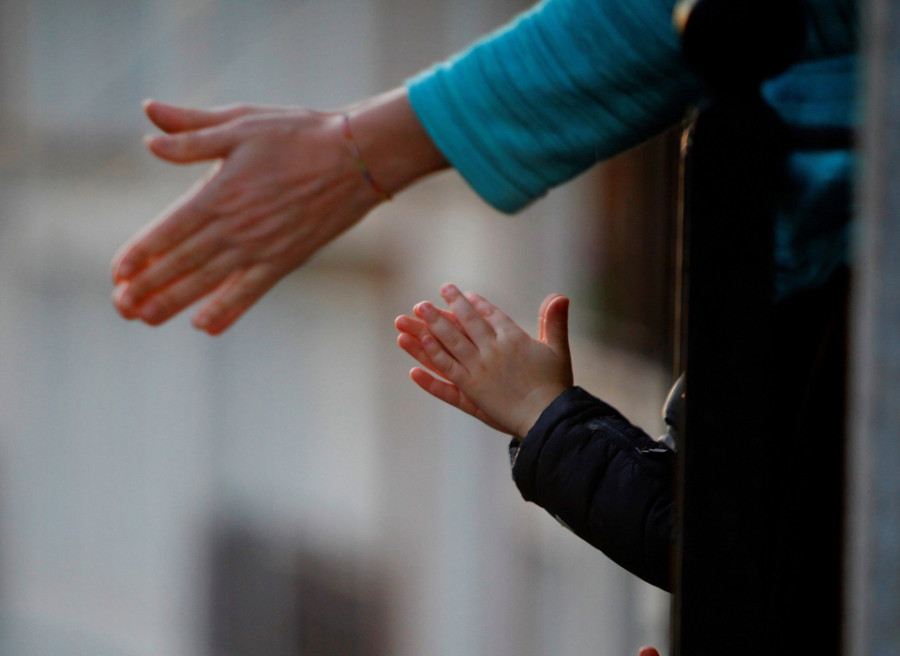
[{"xmin": 341, "ymin": 112, "xmax": 392, "ymax": 202}]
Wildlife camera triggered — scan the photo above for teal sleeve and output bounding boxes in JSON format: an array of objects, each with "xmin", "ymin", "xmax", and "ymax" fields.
[{"xmin": 406, "ymin": 0, "xmax": 705, "ymax": 213}]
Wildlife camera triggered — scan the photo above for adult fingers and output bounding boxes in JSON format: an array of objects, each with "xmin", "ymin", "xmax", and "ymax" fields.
[
  {"xmin": 439, "ymin": 284, "xmax": 495, "ymax": 346},
  {"xmin": 134, "ymin": 251, "xmax": 244, "ymax": 326},
  {"xmin": 111, "ymin": 174, "xmax": 221, "ymax": 284},
  {"xmin": 144, "ymin": 122, "xmax": 244, "ymax": 164},
  {"xmin": 192, "ymin": 263, "xmax": 283, "ymax": 334},
  {"xmin": 113, "ymin": 223, "xmax": 236, "ymax": 315},
  {"xmin": 112, "ymin": 282, "xmax": 140, "ymax": 320},
  {"xmin": 144, "ymin": 100, "xmax": 265, "ymax": 134}
]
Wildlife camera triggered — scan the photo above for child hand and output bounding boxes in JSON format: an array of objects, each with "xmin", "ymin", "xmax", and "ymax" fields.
[
  {"xmin": 395, "ymin": 304, "xmax": 509, "ymax": 433},
  {"xmin": 395, "ymin": 284, "xmax": 573, "ymax": 439}
]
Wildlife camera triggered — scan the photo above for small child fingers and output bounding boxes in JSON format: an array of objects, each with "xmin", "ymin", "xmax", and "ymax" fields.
[
  {"xmin": 439, "ymin": 284, "xmax": 494, "ymax": 344},
  {"xmin": 409, "ymin": 367, "xmax": 460, "ymax": 403},
  {"xmin": 395, "ymin": 314, "xmax": 428, "ymax": 339},
  {"xmin": 397, "ymin": 332, "xmax": 441, "ymax": 374},
  {"xmin": 395, "ymin": 308, "xmax": 462, "ymax": 339},
  {"xmin": 414, "ymin": 301, "xmax": 479, "ymax": 362},
  {"xmin": 464, "ymin": 291, "xmax": 519, "ymax": 334},
  {"xmin": 409, "ymin": 368, "xmax": 486, "ymax": 423},
  {"xmin": 420, "ymin": 333, "xmax": 468, "ymax": 380}
]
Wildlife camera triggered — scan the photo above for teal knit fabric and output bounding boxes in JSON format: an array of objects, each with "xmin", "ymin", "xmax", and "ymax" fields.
[
  {"xmin": 408, "ymin": 0, "xmax": 705, "ymax": 213},
  {"xmin": 407, "ymin": 0, "xmax": 858, "ymax": 299}
]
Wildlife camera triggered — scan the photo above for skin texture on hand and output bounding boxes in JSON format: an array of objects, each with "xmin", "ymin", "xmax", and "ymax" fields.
[
  {"xmin": 111, "ymin": 88, "xmax": 448, "ymax": 334},
  {"xmin": 395, "ymin": 284, "xmax": 574, "ymax": 439}
]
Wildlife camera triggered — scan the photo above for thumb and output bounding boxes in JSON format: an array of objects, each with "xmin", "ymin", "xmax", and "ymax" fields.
[
  {"xmin": 144, "ymin": 123, "xmax": 241, "ymax": 163},
  {"xmin": 144, "ymin": 100, "xmax": 259, "ymax": 134},
  {"xmin": 539, "ymin": 294, "xmax": 570, "ymax": 355}
]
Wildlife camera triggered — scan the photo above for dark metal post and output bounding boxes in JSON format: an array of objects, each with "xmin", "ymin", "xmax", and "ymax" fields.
[{"xmin": 672, "ymin": 1, "xmax": 809, "ymax": 654}]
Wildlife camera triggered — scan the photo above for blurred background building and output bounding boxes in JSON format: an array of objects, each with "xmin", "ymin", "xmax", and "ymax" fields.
[{"xmin": 0, "ymin": 1, "xmax": 676, "ymax": 654}]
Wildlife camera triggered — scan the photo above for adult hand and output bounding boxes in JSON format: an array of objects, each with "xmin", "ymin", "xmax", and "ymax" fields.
[{"xmin": 112, "ymin": 88, "xmax": 448, "ymax": 334}]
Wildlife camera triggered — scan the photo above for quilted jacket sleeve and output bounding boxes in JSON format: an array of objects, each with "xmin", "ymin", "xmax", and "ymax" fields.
[{"xmin": 511, "ymin": 386, "xmax": 675, "ymax": 590}]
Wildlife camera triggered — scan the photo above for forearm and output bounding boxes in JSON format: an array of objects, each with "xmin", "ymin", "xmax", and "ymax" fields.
[
  {"xmin": 344, "ymin": 87, "xmax": 451, "ymax": 198},
  {"xmin": 407, "ymin": 0, "xmax": 704, "ymax": 212},
  {"xmin": 512, "ymin": 386, "xmax": 675, "ymax": 590}
]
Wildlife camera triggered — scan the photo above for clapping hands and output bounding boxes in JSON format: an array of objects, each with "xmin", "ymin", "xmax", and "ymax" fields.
[{"xmin": 395, "ymin": 285, "xmax": 573, "ymax": 439}]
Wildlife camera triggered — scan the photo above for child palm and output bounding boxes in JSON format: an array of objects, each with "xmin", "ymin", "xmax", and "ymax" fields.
[{"xmin": 395, "ymin": 285, "xmax": 573, "ymax": 438}]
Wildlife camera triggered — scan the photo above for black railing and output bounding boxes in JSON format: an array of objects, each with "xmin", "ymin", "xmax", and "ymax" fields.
[{"xmin": 672, "ymin": 1, "xmax": 819, "ymax": 654}]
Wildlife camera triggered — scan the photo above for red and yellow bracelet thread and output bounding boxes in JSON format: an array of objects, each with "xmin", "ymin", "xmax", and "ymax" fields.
[{"xmin": 341, "ymin": 112, "xmax": 392, "ymax": 202}]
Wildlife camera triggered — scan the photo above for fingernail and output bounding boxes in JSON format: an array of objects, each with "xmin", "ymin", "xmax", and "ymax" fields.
[
  {"xmin": 140, "ymin": 301, "xmax": 160, "ymax": 322},
  {"xmin": 111, "ymin": 287, "xmax": 132, "ymax": 318},
  {"xmin": 193, "ymin": 313, "xmax": 210, "ymax": 330},
  {"xmin": 440, "ymin": 283, "xmax": 459, "ymax": 299},
  {"xmin": 143, "ymin": 134, "xmax": 166, "ymax": 151},
  {"xmin": 116, "ymin": 289, "xmax": 134, "ymax": 312},
  {"xmin": 416, "ymin": 302, "xmax": 436, "ymax": 318}
]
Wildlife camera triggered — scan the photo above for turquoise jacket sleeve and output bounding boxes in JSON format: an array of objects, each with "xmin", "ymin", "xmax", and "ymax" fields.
[
  {"xmin": 406, "ymin": 0, "xmax": 858, "ymax": 215},
  {"xmin": 406, "ymin": 0, "xmax": 705, "ymax": 213}
]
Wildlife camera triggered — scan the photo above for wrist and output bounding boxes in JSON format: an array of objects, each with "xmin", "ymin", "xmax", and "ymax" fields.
[
  {"xmin": 342, "ymin": 87, "xmax": 449, "ymax": 198},
  {"xmin": 512, "ymin": 382, "xmax": 570, "ymax": 441}
]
